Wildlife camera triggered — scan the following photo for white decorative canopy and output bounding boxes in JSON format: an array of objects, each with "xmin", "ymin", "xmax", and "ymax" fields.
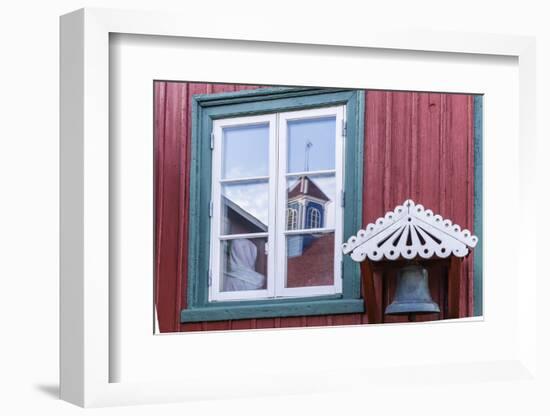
[{"xmin": 342, "ymin": 199, "xmax": 478, "ymax": 262}]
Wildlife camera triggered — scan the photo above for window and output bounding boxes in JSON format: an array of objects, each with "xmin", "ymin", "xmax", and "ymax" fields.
[
  {"xmin": 182, "ymin": 87, "xmax": 365, "ymax": 322},
  {"xmin": 210, "ymin": 106, "xmax": 345, "ymax": 301},
  {"xmin": 287, "ymin": 208, "xmax": 298, "ymax": 230},
  {"xmin": 307, "ymin": 207, "xmax": 322, "ymax": 229}
]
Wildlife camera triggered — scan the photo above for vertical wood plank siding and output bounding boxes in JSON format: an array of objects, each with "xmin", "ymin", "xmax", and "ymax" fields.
[{"xmin": 154, "ymin": 83, "xmax": 475, "ymax": 332}]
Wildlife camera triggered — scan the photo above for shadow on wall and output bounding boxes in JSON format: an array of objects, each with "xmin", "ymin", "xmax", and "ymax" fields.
[{"xmin": 34, "ymin": 384, "xmax": 59, "ymax": 399}]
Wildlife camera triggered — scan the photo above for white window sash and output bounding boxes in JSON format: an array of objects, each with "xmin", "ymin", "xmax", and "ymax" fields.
[
  {"xmin": 209, "ymin": 105, "xmax": 346, "ymax": 302},
  {"xmin": 209, "ymin": 113, "xmax": 277, "ymax": 302},
  {"xmin": 275, "ymin": 106, "xmax": 346, "ymax": 298}
]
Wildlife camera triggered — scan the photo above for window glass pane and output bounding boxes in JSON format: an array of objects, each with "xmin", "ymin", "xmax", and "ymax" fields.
[
  {"xmin": 286, "ymin": 174, "xmax": 336, "ymax": 230},
  {"xmin": 221, "ymin": 180, "xmax": 268, "ymax": 235},
  {"xmin": 220, "ymin": 237, "xmax": 268, "ymax": 292},
  {"xmin": 287, "ymin": 116, "xmax": 336, "ymax": 173},
  {"xmin": 286, "ymin": 232, "xmax": 334, "ymax": 288},
  {"xmin": 223, "ymin": 123, "xmax": 269, "ymax": 179}
]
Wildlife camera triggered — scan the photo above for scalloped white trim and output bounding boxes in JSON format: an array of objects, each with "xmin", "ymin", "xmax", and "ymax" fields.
[{"xmin": 342, "ymin": 199, "xmax": 478, "ymax": 262}]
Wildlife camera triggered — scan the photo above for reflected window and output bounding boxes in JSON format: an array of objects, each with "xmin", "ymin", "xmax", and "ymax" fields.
[
  {"xmin": 307, "ymin": 207, "xmax": 321, "ymax": 229},
  {"xmin": 287, "ymin": 208, "xmax": 298, "ymax": 230}
]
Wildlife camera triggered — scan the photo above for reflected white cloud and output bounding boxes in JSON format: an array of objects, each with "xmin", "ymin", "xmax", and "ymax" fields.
[
  {"xmin": 223, "ymin": 181, "xmax": 269, "ymax": 226},
  {"xmin": 221, "ymin": 174, "xmax": 337, "ymax": 234},
  {"xmin": 223, "ymin": 124, "xmax": 269, "ymax": 179}
]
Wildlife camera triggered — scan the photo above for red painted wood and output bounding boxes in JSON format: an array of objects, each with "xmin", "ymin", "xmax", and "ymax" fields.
[
  {"xmin": 305, "ymin": 316, "xmax": 328, "ymax": 327},
  {"xmin": 278, "ymin": 317, "xmax": 305, "ymax": 328},
  {"xmin": 363, "ymin": 91, "xmax": 387, "ymax": 231},
  {"xmin": 373, "ymin": 271, "xmax": 384, "ymax": 322},
  {"xmin": 445, "ymin": 94, "xmax": 474, "ymax": 317},
  {"xmin": 389, "ymin": 92, "xmax": 413, "ymax": 204},
  {"xmin": 360, "ymin": 261, "xmax": 380, "ymax": 324},
  {"xmin": 448, "ymin": 257, "xmax": 462, "ymax": 319},
  {"xmin": 467, "ymin": 96, "xmax": 475, "ymax": 316},
  {"xmin": 412, "ymin": 93, "xmax": 446, "ymax": 323},
  {"xmin": 256, "ymin": 318, "xmax": 276, "ymax": 329},
  {"xmin": 155, "ymin": 81, "xmax": 188, "ymax": 332},
  {"xmin": 231, "ymin": 319, "xmax": 257, "ymax": 330},
  {"xmin": 154, "ymin": 83, "xmax": 476, "ymax": 332},
  {"xmin": 180, "ymin": 322, "xmax": 204, "ymax": 332},
  {"xmin": 362, "ymin": 91, "xmax": 474, "ymax": 322},
  {"xmin": 331, "ymin": 314, "xmax": 362, "ymax": 326},
  {"xmin": 154, "ymin": 82, "xmax": 167, "ymax": 329},
  {"xmin": 416, "ymin": 93, "xmax": 442, "ymax": 210}
]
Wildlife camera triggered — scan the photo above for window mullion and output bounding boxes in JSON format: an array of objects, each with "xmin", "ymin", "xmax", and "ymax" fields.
[
  {"xmin": 274, "ymin": 112, "xmax": 286, "ymax": 298},
  {"xmin": 267, "ymin": 113, "xmax": 280, "ymax": 298}
]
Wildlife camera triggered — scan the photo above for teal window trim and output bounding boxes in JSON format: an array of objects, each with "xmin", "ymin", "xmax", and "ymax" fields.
[
  {"xmin": 181, "ymin": 87, "xmax": 365, "ymax": 323},
  {"xmin": 473, "ymin": 95, "xmax": 483, "ymax": 317}
]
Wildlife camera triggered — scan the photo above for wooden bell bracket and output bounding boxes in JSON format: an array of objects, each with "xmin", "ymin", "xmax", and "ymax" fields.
[{"xmin": 343, "ymin": 199, "xmax": 478, "ymax": 324}]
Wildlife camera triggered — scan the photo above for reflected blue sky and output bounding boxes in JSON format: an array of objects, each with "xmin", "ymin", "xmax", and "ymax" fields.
[{"xmin": 223, "ymin": 123, "xmax": 269, "ymax": 179}]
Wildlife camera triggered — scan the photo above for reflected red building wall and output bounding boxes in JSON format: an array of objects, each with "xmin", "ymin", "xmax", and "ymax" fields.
[{"xmin": 287, "ymin": 234, "xmax": 335, "ymax": 288}]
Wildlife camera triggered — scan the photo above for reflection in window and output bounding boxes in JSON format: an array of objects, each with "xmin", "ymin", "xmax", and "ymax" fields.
[
  {"xmin": 286, "ymin": 232, "xmax": 335, "ymax": 287},
  {"xmin": 287, "ymin": 208, "xmax": 298, "ymax": 230},
  {"xmin": 307, "ymin": 207, "xmax": 321, "ymax": 229},
  {"xmin": 223, "ymin": 124, "xmax": 269, "ymax": 179},
  {"xmin": 221, "ymin": 181, "xmax": 269, "ymax": 236},
  {"xmin": 209, "ymin": 105, "xmax": 345, "ymax": 301},
  {"xmin": 287, "ymin": 117, "xmax": 336, "ymax": 173},
  {"xmin": 222, "ymin": 238, "xmax": 267, "ymax": 292},
  {"xmin": 287, "ymin": 175, "xmax": 332, "ymax": 230}
]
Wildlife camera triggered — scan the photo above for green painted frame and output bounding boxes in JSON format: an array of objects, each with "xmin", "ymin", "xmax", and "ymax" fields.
[
  {"xmin": 181, "ymin": 87, "xmax": 365, "ymax": 323},
  {"xmin": 473, "ymin": 95, "xmax": 483, "ymax": 317}
]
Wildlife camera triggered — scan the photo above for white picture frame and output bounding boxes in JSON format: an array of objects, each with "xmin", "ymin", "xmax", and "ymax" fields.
[{"xmin": 60, "ymin": 7, "xmax": 540, "ymax": 408}]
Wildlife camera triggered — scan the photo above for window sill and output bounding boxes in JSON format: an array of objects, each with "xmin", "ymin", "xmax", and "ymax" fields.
[{"xmin": 180, "ymin": 298, "xmax": 364, "ymax": 323}]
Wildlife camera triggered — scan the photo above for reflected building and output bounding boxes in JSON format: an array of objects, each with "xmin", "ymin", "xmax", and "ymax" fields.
[
  {"xmin": 222, "ymin": 175, "xmax": 333, "ymax": 288},
  {"xmin": 286, "ymin": 176, "xmax": 329, "ymax": 231},
  {"xmin": 222, "ymin": 175, "xmax": 329, "ymax": 236},
  {"xmin": 286, "ymin": 176, "xmax": 331, "ymax": 263},
  {"xmin": 222, "ymin": 196, "xmax": 268, "ymax": 235}
]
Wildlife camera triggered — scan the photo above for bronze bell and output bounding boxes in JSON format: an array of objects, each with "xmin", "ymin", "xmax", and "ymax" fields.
[{"xmin": 385, "ymin": 264, "xmax": 440, "ymax": 315}]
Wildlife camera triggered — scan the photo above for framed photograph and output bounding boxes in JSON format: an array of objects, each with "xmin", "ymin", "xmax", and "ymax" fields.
[
  {"xmin": 60, "ymin": 7, "xmax": 539, "ymax": 408},
  {"xmin": 155, "ymin": 81, "xmax": 481, "ymax": 332}
]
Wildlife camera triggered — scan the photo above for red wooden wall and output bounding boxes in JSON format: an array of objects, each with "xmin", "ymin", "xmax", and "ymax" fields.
[{"xmin": 154, "ymin": 82, "xmax": 474, "ymax": 332}]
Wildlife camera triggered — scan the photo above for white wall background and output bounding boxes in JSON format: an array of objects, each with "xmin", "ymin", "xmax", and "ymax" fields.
[{"xmin": 0, "ymin": 0, "xmax": 548, "ymax": 414}]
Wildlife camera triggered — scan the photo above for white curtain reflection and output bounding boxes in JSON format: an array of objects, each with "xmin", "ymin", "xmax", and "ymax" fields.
[{"xmin": 223, "ymin": 239, "xmax": 266, "ymax": 291}]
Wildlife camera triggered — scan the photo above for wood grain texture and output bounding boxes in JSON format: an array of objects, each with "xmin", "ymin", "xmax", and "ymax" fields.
[
  {"xmin": 154, "ymin": 83, "xmax": 476, "ymax": 332},
  {"xmin": 360, "ymin": 261, "xmax": 379, "ymax": 324},
  {"xmin": 155, "ymin": 81, "xmax": 186, "ymax": 332},
  {"xmin": 362, "ymin": 92, "xmax": 474, "ymax": 322}
]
